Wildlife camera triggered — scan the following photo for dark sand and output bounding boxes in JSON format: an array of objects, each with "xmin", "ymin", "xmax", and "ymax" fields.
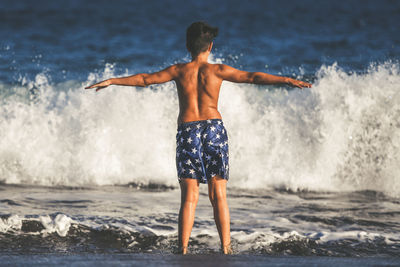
[{"xmin": 0, "ymin": 254, "xmax": 399, "ymax": 267}]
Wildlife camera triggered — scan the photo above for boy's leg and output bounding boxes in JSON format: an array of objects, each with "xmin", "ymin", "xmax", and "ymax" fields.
[
  {"xmin": 208, "ymin": 175, "xmax": 232, "ymax": 254},
  {"xmin": 178, "ymin": 178, "xmax": 199, "ymax": 254}
]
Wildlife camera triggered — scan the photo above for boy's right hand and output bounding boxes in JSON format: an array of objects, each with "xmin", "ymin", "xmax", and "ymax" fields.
[
  {"xmin": 286, "ymin": 78, "xmax": 312, "ymax": 89},
  {"xmin": 85, "ymin": 79, "xmax": 112, "ymax": 91}
]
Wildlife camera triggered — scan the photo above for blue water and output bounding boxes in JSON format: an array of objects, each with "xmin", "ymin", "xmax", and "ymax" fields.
[
  {"xmin": 1, "ymin": 0, "xmax": 399, "ymax": 84},
  {"xmin": 1, "ymin": 0, "xmax": 400, "ymax": 264}
]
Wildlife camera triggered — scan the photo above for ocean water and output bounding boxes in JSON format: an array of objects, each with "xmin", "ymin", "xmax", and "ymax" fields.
[{"xmin": 1, "ymin": 0, "xmax": 400, "ymax": 264}]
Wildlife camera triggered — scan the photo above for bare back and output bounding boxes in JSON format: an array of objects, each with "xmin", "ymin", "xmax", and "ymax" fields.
[
  {"xmin": 174, "ymin": 62, "xmax": 223, "ymax": 124},
  {"xmin": 85, "ymin": 54, "xmax": 311, "ymax": 120}
]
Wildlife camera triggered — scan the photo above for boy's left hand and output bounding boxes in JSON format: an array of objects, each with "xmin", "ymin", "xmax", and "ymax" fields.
[{"xmin": 85, "ymin": 79, "xmax": 111, "ymax": 91}]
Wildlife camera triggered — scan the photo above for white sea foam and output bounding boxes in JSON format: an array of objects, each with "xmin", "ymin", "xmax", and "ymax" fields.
[
  {"xmin": 0, "ymin": 61, "xmax": 399, "ymax": 195},
  {"xmin": 40, "ymin": 214, "xmax": 72, "ymax": 237},
  {"xmin": 0, "ymin": 215, "xmax": 22, "ymax": 233},
  {"xmin": 0, "ymin": 214, "xmax": 72, "ymax": 237},
  {"xmin": 3, "ymin": 213, "xmax": 399, "ymax": 251}
]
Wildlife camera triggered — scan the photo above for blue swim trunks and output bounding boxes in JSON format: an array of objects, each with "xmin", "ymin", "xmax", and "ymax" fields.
[{"xmin": 176, "ymin": 119, "xmax": 229, "ymax": 184}]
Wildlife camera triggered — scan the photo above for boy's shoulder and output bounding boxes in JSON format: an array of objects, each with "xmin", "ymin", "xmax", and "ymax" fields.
[
  {"xmin": 172, "ymin": 62, "xmax": 226, "ymax": 71},
  {"xmin": 168, "ymin": 62, "xmax": 228, "ymax": 79}
]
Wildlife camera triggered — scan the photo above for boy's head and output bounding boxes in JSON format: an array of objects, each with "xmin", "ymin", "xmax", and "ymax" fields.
[{"xmin": 186, "ymin": 22, "xmax": 218, "ymax": 57}]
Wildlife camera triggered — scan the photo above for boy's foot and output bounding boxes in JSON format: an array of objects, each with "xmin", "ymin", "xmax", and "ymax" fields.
[
  {"xmin": 222, "ymin": 243, "xmax": 233, "ymax": 254},
  {"xmin": 181, "ymin": 246, "xmax": 188, "ymax": 255}
]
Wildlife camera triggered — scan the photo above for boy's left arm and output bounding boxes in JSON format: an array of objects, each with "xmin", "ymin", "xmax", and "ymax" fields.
[{"xmin": 85, "ymin": 65, "xmax": 179, "ymax": 91}]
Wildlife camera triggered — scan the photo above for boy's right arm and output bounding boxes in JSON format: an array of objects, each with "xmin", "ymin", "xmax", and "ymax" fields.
[
  {"xmin": 215, "ymin": 64, "xmax": 311, "ymax": 88},
  {"xmin": 85, "ymin": 65, "xmax": 179, "ymax": 91}
]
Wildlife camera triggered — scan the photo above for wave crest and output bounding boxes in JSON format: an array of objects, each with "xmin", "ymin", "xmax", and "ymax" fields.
[{"xmin": 0, "ymin": 61, "xmax": 399, "ymax": 196}]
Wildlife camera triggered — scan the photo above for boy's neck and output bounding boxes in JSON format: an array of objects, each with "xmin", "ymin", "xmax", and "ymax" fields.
[{"xmin": 191, "ymin": 52, "xmax": 209, "ymax": 63}]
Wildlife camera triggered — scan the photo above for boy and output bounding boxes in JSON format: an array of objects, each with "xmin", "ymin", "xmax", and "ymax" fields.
[{"xmin": 85, "ymin": 21, "xmax": 311, "ymax": 254}]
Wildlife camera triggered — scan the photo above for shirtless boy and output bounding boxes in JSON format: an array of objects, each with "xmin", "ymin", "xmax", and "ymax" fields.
[{"xmin": 85, "ymin": 21, "xmax": 311, "ymax": 254}]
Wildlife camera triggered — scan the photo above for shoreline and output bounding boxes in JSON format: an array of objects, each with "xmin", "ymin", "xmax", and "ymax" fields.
[{"xmin": 0, "ymin": 253, "xmax": 398, "ymax": 267}]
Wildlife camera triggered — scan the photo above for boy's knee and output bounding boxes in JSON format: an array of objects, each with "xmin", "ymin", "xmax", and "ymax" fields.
[
  {"xmin": 209, "ymin": 190, "xmax": 226, "ymax": 207},
  {"xmin": 181, "ymin": 179, "xmax": 199, "ymax": 204},
  {"xmin": 183, "ymin": 191, "xmax": 199, "ymax": 205},
  {"xmin": 187, "ymin": 194, "xmax": 199, "ymax": 204}
]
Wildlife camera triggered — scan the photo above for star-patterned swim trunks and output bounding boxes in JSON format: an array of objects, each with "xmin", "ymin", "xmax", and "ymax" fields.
[{"xmin": 176, "ymin": 119, "xmax": 229, "ymax": 184}]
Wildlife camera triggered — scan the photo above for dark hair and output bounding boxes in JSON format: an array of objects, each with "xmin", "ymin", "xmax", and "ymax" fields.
[{"xmin": 186, "ymin": 21, "xmax": 218, "ymax": 56}]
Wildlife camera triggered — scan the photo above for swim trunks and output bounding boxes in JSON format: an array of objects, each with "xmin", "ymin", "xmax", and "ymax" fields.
[{"xmin": 176, "ymin": 119, "xmax": 229, "ymax": 184}]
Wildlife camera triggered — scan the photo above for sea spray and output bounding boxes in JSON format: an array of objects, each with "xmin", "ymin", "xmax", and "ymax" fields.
[{"xmin": 0, "ymin": 61, "xmax": 399, "ymax": 196}]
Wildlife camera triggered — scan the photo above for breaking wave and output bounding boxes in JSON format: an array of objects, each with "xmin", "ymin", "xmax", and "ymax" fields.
[
  {"xmin": 1, "ymin": 214, "xmax": 399, "ymax": 256},
  {"xmin": 0, "ymin": 59, "xmax": 399, "ymax": 196}
]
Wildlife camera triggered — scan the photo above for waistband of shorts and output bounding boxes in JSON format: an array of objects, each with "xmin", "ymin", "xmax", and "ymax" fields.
[{"xmin": 177, "ymin": 119, "xmax": 223, "ymax": 129}]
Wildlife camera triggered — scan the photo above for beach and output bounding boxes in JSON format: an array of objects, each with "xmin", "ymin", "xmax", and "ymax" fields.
[{"xmin": 1, "ymin": 0, "xmax": 399, "ymax": 265}]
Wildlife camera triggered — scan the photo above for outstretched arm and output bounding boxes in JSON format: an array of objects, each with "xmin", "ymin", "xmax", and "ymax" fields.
[
  {"xmin": 216, "ymin": 64, "xmax": 311, "ymax": 88},
  {"xmin": 85, "ymin": 65, "xmax": 178, "ymax": 91}
]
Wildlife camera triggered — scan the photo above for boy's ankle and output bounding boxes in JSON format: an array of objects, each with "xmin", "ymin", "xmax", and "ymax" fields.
[
  {"xmin": 181, "ymin": 246, "xmax": 188, "ymax": 255},
  {"xmin": 222, "ymin": 242, "xmax": 233, "ymax": 254}
]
